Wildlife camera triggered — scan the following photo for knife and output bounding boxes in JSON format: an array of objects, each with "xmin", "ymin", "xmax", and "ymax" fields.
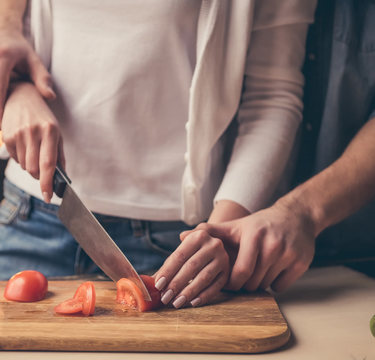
[{"xmin": 53, "ymin": 165, "xmax": 152, "ymax": 301}]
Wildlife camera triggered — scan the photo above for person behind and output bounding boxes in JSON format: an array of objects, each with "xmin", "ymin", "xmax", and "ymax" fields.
[
  {"xmin": 164, "ymin": 0, "xmax": 375, "ymax": 293},
  {"xmin": 0, "ymin": 0, "xmax": 316, "ymax": 308}
]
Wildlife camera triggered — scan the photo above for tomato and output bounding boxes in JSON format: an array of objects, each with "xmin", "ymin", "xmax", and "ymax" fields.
[
  {"xmin": 54, "ymin": 281, "xmax": 96, "ymax": 316},
  {"xmin": 54, "ymin": 298, "xmax": 83, "ymax": 315},
  {"xmin": 73, "ymin": 281, "xmax": 96, "ymax": 315},
  {"xmin": 116, "ymin": 275, "xmax": 162, "ymax": 312},
  {"xmin": 4, "ymin": 270, "xmax": 48, "ymax": 302},
  {"xmin": 139, "ymin": 275, "xmax": 162, "ymax": 311}
]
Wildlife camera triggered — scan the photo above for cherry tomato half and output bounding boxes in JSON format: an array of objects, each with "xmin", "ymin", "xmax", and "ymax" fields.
[
  {"xmin": 54, "ymin": 281, "xmax": 96, "ymax": 316},
  {"xmin": 4, "ymin": 270, "xmax": 48, "ymax": 302},
  {"xmin": 116, "ymin": 275, "xmax": 161, "ymax": 312}
]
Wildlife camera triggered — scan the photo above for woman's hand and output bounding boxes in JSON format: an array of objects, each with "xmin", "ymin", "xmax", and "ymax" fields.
[
  {"xmin": 181, "ymin": 200, "xmax": 316, "ymax": 293},
  {"xmin": 0, "ymin": 19, "xmax": 55, "ymax": 122},
  {"xmin": 2, "ymin": 82, "xmax": 65, "ymax": 202},
  {"xmin": 153, "ymin": 229, "xmax": 230, "ymax": 309}
]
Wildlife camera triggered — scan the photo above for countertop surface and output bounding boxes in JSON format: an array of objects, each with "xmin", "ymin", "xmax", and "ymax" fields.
[{"xmin": 1, "ymin": 265, "xmax": 374, "ymax": 359}]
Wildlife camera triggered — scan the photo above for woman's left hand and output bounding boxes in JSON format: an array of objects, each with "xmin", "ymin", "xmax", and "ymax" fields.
[{"xmin": 153, "ymin": 229, "xmax": 229, "ymax": 309}]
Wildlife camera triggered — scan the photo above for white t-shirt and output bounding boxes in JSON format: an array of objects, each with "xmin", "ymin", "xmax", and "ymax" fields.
[{"xmin": 7, "ymin": 0, "xmax": 200, "ymax": 220}]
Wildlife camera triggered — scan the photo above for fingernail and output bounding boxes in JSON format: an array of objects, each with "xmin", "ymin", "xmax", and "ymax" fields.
[
  {"xmin": 172, "ymin": 295, "xmax": 186, "ymax": 309},
  {"xmin": 155, "ymin": 277, "xmax": 167, "ymax": 291},
  {"xmin": 161, "ymin": 289, "xmax": 174, "ymax": 305},
  {"xmin": 190, "ymin": 298, "xmax": 201, "ymax": 307},
  {"xmin": 42, "ymin": 192, "xmax": 51, "ymax": 203}
]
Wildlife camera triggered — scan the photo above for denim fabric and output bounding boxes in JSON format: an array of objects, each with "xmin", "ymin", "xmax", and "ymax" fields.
[
  {"xmin": 0, "ymin": 179, "xmax": 192, "ymax": 280},
  {"xmin": 297, "ymin": 0, "xmax": 375, "ymax": 262}
]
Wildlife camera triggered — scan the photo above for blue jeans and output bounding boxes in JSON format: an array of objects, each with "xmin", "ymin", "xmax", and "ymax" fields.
[{"xmin": 0, "ymin": 179, "xmax": 192, "ymax": 280}]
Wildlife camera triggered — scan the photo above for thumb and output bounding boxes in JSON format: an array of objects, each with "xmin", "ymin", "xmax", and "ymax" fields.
[
  {"xmin": 180, "ymin": 221, "xmax": 236, "ymax": 244},
  {"xmin": 27, "ymin": 52, "xmax": 56, "ymax": 100}
]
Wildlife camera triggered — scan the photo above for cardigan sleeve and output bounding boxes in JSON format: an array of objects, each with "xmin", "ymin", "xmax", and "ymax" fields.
[{"xmin": 214, "ymin": 0, "xmax": 317, "ymax": 213}]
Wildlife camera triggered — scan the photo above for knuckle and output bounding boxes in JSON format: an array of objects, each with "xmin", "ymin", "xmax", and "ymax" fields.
[
  {"xmin": 172, "ymin": 250, "xmax": 188, "ymax": 266},
  {"xmin": 235, "ymin": 264, "xmax": 251, "ymax": 281},
  {"xmin": 196, "ymin": 223, "xmax": 209, "ymax": 232},
  {"xmin": 267, "ymin": 239, "xmax": 282, "ymax": 256},
  {"xmin": 40, "ymin": 157, "xmax": 55, "ymax": 170},
  {"xmin": 1, "ymin": 133, "xmax": 13, "ymax": 144},
  {"xmin": 209, "ymin": 237, "xmax": 224, "ymax": 252},
  {"xmin": 26, "ymin": 166, "xmax": 39, "ymax": 179},
  {"xmin": 41, "ymin": 122, "xmax": 58, "ymax": 136},
  {"xmin": 187, "ymin": 258, "xmax": 199, "ymax": 271},
  {"xmin": 200, "ymin": 268, "xmax": 216, "ymax": 284},
  {"xmin": 194, "ymin": 229, "xmax": 208, "ymax": 239}
]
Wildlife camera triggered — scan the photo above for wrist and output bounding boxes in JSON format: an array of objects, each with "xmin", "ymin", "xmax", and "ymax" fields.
[
  {"xmin": 0, "ymin": 14, "xmax": 23, "ymax": 32},
  {"xmin": 275, "ymin": 186, "xmax": 326, "ymax": 238}
]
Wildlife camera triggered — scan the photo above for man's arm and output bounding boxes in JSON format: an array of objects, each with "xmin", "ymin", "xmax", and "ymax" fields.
[
  {"xmin": 183, "ymin": 116, "xmax": 375, "ymax": 293},
  {"xmin": 0, "ymin": 0, "xmax": 26, "ymax": 31},
  {"xmin": 280, "ymin": 115, "xmax": 375, "ymax": 238},
  {"xmin": 0, "ymin": 0, "xmax": 54, "ymax": 122}
]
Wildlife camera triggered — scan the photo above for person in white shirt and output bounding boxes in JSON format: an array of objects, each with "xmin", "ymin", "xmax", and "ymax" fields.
[{"xmin": 0, "ymin": 0, "xmax": 316, "ymax": 308}]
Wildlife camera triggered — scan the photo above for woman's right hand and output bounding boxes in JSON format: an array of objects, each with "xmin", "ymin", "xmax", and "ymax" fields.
[{"xmin": 2, "ymin": 82, "xmax": 65, "ymax": 203}]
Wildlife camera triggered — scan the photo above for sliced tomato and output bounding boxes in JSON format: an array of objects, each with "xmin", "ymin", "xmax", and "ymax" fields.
[
  {"xmin": 140, "ymin": 275, "xmax": 162, "ymax": 311},
  {"xmin": 4, "ymin": 270, "xmax": 48, "ymax": 302},
  {"xmin": 54, "ymin": 298, "xmax": 83, "ymax": 314},
  {"xmin": 73, "ymin": 281, "xmax": 96, "ymax": 315},
  {"xmin": 54, "ymin": 281, "xmax": 96, "ymax": 316},
  {"xmin": 116, "ymin": 275, "xmax": 161, "ymax": 312}
]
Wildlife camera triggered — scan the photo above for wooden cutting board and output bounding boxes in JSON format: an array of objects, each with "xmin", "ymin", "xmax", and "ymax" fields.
[{"xmin": 0, "ymin": 280, "xmax": 290, "ymax": 353}]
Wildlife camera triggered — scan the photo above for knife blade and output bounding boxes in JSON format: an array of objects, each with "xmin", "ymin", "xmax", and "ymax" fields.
[{"xmin": 53, "ymin": 166, "xmax": 151, "ymax": 301}]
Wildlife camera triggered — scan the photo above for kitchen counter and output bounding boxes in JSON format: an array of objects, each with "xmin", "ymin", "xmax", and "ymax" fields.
[{"xmin": 1, "ymin": 266, "xmax": 374, "ymax": 359}]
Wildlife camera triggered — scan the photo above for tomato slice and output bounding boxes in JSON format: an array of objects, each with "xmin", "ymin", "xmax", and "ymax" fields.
[
  {"xmin": 73, "ymin": 281, "xmax": 96, "ymax": 315},
  {"xmin": 4, "ymin": 270, "xmax": 48, "ymax": 302},
  {"xmin": 54, "ymin": 298, "xmax": 83, "ymax": 314},
  {"xmin": 54, "ymin": 281, "xmax": 96, "ymax": 316},
  {"xmin": 116, "ymin": 275, "xmax": 161, "ymax": 312},
  {"xmin": 140, "ymin": 275, "xmax": 162, "ymax": 311}
]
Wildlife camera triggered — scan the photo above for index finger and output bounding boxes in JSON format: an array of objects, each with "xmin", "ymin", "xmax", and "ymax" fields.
[
  {"xmin": 39, "ymin": 128, "xmax": 60, "ymax": 203},
  {"xmin": 154, "ymin": 230, "xmax": 205, "ymax": 291}
]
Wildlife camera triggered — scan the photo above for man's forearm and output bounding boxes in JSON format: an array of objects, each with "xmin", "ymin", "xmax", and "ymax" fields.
[
  {"xmin": 279, "ymin": 116, "xmax": 375, "ymax": 237},
  {"xmin": 0, "ymin": 0, "xmax": 26, "ymax": 31}
]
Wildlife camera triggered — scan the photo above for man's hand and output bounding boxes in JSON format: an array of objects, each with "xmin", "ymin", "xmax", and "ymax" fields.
[
  {"xmin": 0, "ymin": 23, "xmax": 55, "ymax": 123},
  {"xmin": 181, "ymin": 200, "xmax": 316, "ymax": 293},
  {"xmin": 2, "ymin": 82, "xmax": 64, "ymax": 202}
]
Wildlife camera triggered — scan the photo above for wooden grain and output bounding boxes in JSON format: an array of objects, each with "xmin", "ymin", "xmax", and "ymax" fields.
[{"xmin": 0, "ymin": 280, "xmax": 290, "ymax": 353}]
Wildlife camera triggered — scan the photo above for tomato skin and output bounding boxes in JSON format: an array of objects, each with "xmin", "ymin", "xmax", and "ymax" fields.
[
  {"xmin": 4, "ymin": 270, "xmax": 48, "ymax": 302},
  {"xmin": 74, "ymin": 281, "xmax": 96, "ymax": 315},
  {"xmin": 54, "ymin": 281, "xmax": 96, "ymax": 316},
  {"xmin": 116, "ymin": 275, "xmax": 162, "ymax": 312},
  {"xmin": 140, "ymin": 275, "xmax": 162, "ymax": 311}
]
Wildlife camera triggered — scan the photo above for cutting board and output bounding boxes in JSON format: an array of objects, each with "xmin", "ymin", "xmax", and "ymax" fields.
[{"xmin": 0, "ymin": 280, "xmax": 290, "ymax": 353}]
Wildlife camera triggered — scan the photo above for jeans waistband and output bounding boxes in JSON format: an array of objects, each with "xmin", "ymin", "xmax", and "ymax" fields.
[
  {"xmin": 3, "ymin": 178, "xmax": 190, "ymax": 233},
  {"xmin": 4, "ymin": 178, "xmax": 59, "ymax": 218}
]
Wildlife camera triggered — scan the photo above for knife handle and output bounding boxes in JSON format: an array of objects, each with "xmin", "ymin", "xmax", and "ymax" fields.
[{"xmin": 53, "ymin": 166, "xmax": 72, "ymax": 198}]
